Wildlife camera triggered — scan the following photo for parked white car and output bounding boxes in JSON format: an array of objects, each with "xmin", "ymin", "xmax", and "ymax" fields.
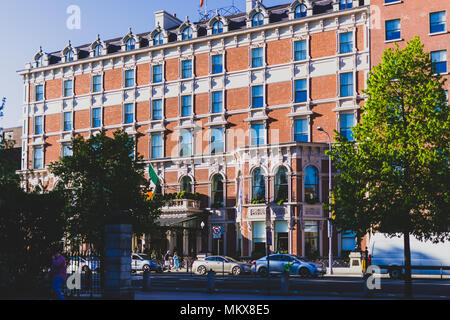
[
  {"xmin": 131, "ymin": 253, "xmax": 161, "ymax": 272},
  {"xmin": 368, "ymin": 233, "xmax": 450, "ymax": 279}
]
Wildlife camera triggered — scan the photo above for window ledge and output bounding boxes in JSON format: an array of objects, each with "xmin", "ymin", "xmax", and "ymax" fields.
[
  {"xmin": 429, "ymin": 31, "xmax": 448, "ymax": 37},
  {"xmin": 383, "ymin": 0, "xmax": 403, "ymax": 6},
  {"xmin": 384, "ymin": 38, "xmax": 403, "ymax": 43}
]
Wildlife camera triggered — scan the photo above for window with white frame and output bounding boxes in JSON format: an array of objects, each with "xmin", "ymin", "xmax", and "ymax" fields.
[
  {"xmin": 431, "ymin": 50, "xmax": 447, "ymax": 74},
  {"xmin": 340, "ymin": 113, "xmax": 355, "ymax": 141},
  {"xmin": 34, "ymin": 115, "xmax": 43, "ymax": 135},
  {"xmin": 212, "ymin": 91, "xmax": 223, "ymax": 113},
  {"xmin": 294, "ymin": 118, "xmax": 308, "ymax": 142},
  {"xmin": 152, "ymin": 99, "xmax": 163, "ymax": 120},
  {"xmin": 63, "ymin": 112, "xmax": 72, "ymax": 131},
  {"xmin": 294, "ymin": 40, "xmax": 307, "ymax": 61},
  {"xmin": 181, "ymin": 95, "xmax": 192, "ymax": 117},
  {"xmin": 153, "ymin": 65, "xmax": 163, "ymax": 83},
  {"xmin": 430, "ymin": 11, "xmax": 446, "ymax": 34},
  {"xmin": 182, "ymin": 27, "xmax": 193, "ymax": 40},
  {"xmin": 294, "ymin": 4, "xmax": 307, "ymax": 18},
  {"xmin": 92, "ymin": 75, "xmax": 102, "ymax": 93},
  {"xmin": 339, "ymin": 32, "xmax": 353, "ymax": 54},
  {"xmin": 62, "ymin": 143, "xmax": 73, "ymax": 157},
  {"xmin": 92, "ymin": 108, "xmax": 101, "ymax": 128},
  {"xmin": 251, "ymin": 122, "xmax": 265, "ymax": 146},
  {"xmin": 210, "ymin": 127, "xmax": 224, "ymax": 155},
  {"xmin": 212, "ymin": 55, "xmax": 223, "ymax": 74},
  {"xmin": 34, "ymin": 146, "xmax": 44, "ymax": 169},
  {"xmin": 182, "ymin": 60, "xmax": 193, "ymax": 79},
  {"xmin": 124, "ymin": 103, "xmax": 134, "ymax": 124},
  {"xmin": 151, "ymin": 133, "xmax": 163, "ymax": 159},
  {"xmin": 125, "ymin": 70, "xmax": 135, "ymax": 88},
  {"xmin": 212, "ymin": 21, "xmax": 223, "ymax": 34},
  {"xmin": 126, "ymin": 38, "xmax": 135, "ymax": 51},
  {"xmin": 94, "ymin": 44, "xmax": 103, "ymax": 57},
  {"xmin": 252, "ymin": 168, "xmax": 265, "ymax": 201},
  {"xmin": 340, "ymin": 72, "xmax": 353, "ymax": 97},
  {"xmin": 294, "ymin": 79, "xmax": 307, "ymax": 103},
  {"xmin": 252, "ymin": 13, "xmax": 264, "ymax": 27},
  {"xmin": 153, "ymin": 33, "xmax": 163, "ymax": 45},
  {"xmin": 252, "ymin": 86, "xmax": 264, "ymax": 108},
  {"xmin": 35, "ymin": 85, "xmax": 44, "ymax": 101},
  {"xmin": 64, "ymin": 80, "xmax": 73, "ymax": 97},
  {"xmin": 252, "ymin": 48, "xmax": 264, "ymax": 68},
  {"xmin": 180, "ymin": 130, "xmax": 192, "ymax": 157},
  {"xmin": 211, "ymin": 174, "xmax": 224, "ymax": 208},
  {"xmin": 385, "ymin": 19, "xmax": 401, "ymax": 41}
]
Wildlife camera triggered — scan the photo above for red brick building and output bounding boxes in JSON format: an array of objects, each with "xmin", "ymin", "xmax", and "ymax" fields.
[{"xmin": 18, "ymin": 0, "xmax": 374, "ymax": 258}]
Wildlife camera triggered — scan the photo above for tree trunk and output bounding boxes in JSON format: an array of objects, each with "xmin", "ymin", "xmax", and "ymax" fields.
[{"xmin": 403, "ymin": 231, "xmax": 412, "ymax": 298}]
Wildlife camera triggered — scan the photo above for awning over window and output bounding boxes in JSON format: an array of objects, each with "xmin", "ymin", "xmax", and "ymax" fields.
[{"xmin": 156, "ymin": 216, "xmax": 198, "ymax": 227}]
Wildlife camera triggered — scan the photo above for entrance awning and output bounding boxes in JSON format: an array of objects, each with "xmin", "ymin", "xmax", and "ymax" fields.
[{"xmin": 156, "ymin": 216, "xmax": 198, "ymax": 227}]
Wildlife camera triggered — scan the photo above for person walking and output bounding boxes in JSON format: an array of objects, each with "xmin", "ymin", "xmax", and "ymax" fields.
[
  {"xmin": 173, "ymin": 252, "xmax": 180, "ymax": 271},
  {"xmin": 164, "ymin": 250, "xmax": 171, "ymax": 272},
  {"xmin": 49, "ymin": 248, "xmax": 66, "ymax": 300}
]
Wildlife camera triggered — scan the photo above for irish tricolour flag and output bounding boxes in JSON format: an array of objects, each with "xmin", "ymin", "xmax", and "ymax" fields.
[{"xmin": 147, "ymin": 164, "xmax": 159, "ymax": 199}]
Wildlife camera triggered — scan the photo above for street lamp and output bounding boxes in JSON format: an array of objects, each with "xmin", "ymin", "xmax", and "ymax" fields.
[{"xmin": 317, "ymin": 126, "xmax": 333, "ymax": 275}]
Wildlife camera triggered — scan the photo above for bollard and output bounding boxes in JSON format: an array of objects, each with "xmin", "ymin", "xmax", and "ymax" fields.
[
  {"xmin": 207, "ymin": 269, "xmax": 215, "ymax": 293},
  {"xmin": 143, "ymin": 269, "xmax": 151, "ymax": 292},
  {"xmin": 281, "ymin": 271, "xmax": 290, "ymax": 296}
]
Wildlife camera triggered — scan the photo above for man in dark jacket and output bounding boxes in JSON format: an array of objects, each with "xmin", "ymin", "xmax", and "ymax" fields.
[{"xmin": 50, "ymin": 248, "xmax": 66, "ymax": 300}]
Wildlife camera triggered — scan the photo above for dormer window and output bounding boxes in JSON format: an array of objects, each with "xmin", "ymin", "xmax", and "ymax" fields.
[
  {"xmin": 212, "ymin": 21, "xmax": 223, "ymax": 34},
  {"xmin": 252, "ymin": 13, "xmax": 264, "ymax": 27},
  {"xmin": 65, "ymin": 50, "xmax": 74, "ymax": 62},
  {"xmin": 153, "ymin": 33, "xmax": 163, "ymax": 45},
  {"xmin": 340, "ymin": 0, "xmax": 353, "ymax": 10},
  {"xmin": 126, "ymin": 38, "xmax": 135, "ymax": 51},
  {"xmin": 94, "ymin": 44, "xmax": 103, "ymax": 57},
  {"xmin": 36, "ymin": 55, "xmax": 43, "ymax": 68},
  {"xmin": 182, "ymin": 27, "xmax": 193, "ymax": 40},
  {"xmin": 295, "ymin": 4, "xmax": 307, "ymax": 18}
]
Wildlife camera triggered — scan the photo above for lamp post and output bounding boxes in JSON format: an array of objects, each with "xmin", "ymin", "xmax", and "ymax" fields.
[
  {"xmin": 317, "ymin": 126, "xmax": 333, "ymax": 275},
  {"xmin": 0, "ymin": 97, "xmax": 6, "ymax": 151}
]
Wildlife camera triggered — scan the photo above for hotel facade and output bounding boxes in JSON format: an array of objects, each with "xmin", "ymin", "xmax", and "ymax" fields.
[{"xmin": 17, "ymin": 0, "xmax": 448, "ymax": 258}]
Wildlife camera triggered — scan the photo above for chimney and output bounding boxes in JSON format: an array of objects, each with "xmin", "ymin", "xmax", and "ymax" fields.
[
  {"xmin": 246, "ymin": 0, "xmax": 258, "ymax": 14},
  {"xmin": 154, "ymin": 10, "xmax": 182, "ymax": 30}
]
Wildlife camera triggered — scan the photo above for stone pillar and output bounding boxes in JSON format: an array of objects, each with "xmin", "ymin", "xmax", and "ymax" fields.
[
  {"xmin": 166, "ymin": 230, "xmax": 174, "ymax": 252},
  {"xmin": 196, "ymin": 230, "xmax": 202, "ymax": 253},
  {"xmin": 183, "ymin": 230, "xmax": 189, "ymax": 256},
  {"xmin": 103, "ymin": 211, "xmax": 134, "ymax": 300}
]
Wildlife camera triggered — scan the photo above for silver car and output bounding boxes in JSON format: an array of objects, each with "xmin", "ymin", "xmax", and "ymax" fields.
[
  {"xmin": 251, "ymin": 254, "xmax": 325, "ymax": 277},
  {"xmin": 192, "ymin": 256, "xmax": 251, "ymax": 276}
]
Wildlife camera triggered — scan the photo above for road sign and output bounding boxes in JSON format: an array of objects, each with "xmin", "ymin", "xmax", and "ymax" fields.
[{"xmin": 212, "ymin": 225, "xmax": 223, "ymax": 239}]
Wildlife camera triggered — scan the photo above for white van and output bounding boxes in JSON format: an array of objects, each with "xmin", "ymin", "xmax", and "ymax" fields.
[{"xmin": 368, "ymin": 233, "xmax": 450, "ymax": 279}]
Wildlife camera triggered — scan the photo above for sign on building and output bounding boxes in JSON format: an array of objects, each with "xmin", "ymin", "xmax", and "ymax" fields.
[{"xmin": 212, "ymin": 225, "xmax": 223, "ymax": 239}]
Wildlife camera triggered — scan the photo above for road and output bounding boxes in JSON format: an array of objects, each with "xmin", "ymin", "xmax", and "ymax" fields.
[{"xmin": 132, "ymin": 273, "xmax": 450, "ymax": 299}]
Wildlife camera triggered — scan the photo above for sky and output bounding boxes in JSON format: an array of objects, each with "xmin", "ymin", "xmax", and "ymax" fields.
[{"xmin": 0, "ymin": 0, "xmax": 285, "ymax": 129}]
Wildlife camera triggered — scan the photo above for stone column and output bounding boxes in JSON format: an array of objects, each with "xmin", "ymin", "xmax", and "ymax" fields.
[
  {"xmin": 183, "ymin": 229, "xmax": 189, "ymax": 256},
  {"xmin": 196, "ymin": 230, "xmax": 202, "ymax": 253},
  {"xmin": 103, "ymin": 210, "xmax": 134, "ymax": 300}
]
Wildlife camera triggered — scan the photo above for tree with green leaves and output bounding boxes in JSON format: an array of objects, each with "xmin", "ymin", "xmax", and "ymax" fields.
[
  {"xmin": 49, "ymin": 130, "xmax": 162, "ymax": 253},
  {"xmin": 328, "ymin": 37, "xmax": 449, "ymax": 298}
]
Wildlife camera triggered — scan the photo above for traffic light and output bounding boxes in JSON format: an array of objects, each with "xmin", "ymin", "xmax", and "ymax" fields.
[{"xmin": 331, "ymin": 192, "xmax": 336, "ymax": 220}]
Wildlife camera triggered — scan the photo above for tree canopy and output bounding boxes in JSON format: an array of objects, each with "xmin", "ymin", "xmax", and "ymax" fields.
[{"xmin": 49, "ymin": 130, "xmax": 162, "ymax": 251}]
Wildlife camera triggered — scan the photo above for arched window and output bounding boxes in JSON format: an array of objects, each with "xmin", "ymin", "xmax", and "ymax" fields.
[
  {"xmin": 252, "ymin": 13, "xmax": 264, "ymax": 27},
  {"xmin": 36, "ymin": 55, "xmax": 43, "ymax": 68},
  {"xmin": 180, "ymin": 176, "xmax": 192, "ymax": 193},
  {"xmin": 295, "ymin": 4, "xmax": 307, "ymax": 18},
  {"xmin": 65, "ymin": 50, "xmax": 74, "ymax": 62},
  {"xmin": 182, "ymin": 27, "xmax": 193, "ymax": 40},
  {"xmin": 153, "ymin": 33, "xmax": 163, "ymax": 45},
  {"xmin": 304, "ymin": 166, "xmax": 319, "ymax": 203},
  {"xmin": 94, "ymin": 44, "xmax": 103, "ymax": 57},
  {"xmin": 252, "ymin": 168, "xmax": 265, "ymax": 202},
  {"xmin": 212, "ymin": 21, "xmax": 223, "ymax": 34},
  {"xmin": 126, "ymin": 38, "xmax": 135, "ymax": 51},
  {"xmin": 211, "ymin": 174, "xmax": 224, "ymax": 208},
  {"xmin": 274, "ymin": 166, "xmax": 289, "ymax": 203}
]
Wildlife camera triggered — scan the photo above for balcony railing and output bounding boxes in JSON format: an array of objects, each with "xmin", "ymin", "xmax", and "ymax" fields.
[{"xmin": 161, "ymin": 199, "xmax": 203, "ymax": 215}]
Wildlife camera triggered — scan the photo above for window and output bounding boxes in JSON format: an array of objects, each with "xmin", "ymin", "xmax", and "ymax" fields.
[
  {"xmin": 92, "ymin": 75, "xmax": 102, "ymax": 93},
  {"xmin": 252, "ymin": 13, "xmax": 264, "ymax": 27},
  {"xmin": 252, "ymin": 221, "xmax": 266, "ymax": 255},
  {"xmin": 431, "ymin": 50, "xmax": 447, "ymax": 74},
  {"xmin": 65, "ymin": 50, "xmax": 74, "ymax": 62},
  {"xmin": 182, "ymin": 27, "xmax": 193, "ymax": 40},
  {"xmin": 124, "ymin": 103, "xmax": 134, "ymax": 124},
  {"xmin": 182, "ymin": 60, "xmax": 193, "ymax": 79},
  {"xmin": 430, "ymin": 11, "xmax": 446, "ymax": 34},
  {"xmin": 295, "ymin": 79, "xmax": 307, "ymax": 103},
  {"xmin": 180, "ymin": 176, "xmax": 192, "ymax": 193},
  {"xmin": 181, "ymin": 96, "xmax": 192, "ymax": 117},
  {"xmin": 151, "ymin": 134, "xmax": 163, "ymax": 159},
  {"xmin": 125, "ymin": 70, "xmax": 135, "ymax": 87},
  {"xmin": 294, "ymin": 119, "xmax": 308, "ymax": 142},
  {"xmin": 35, "ymin": 85, "xmax": 44, "ymax": 101},
  {"xmin": 180, "ymin": 130, "xmax": 192, "ymax": 157},
  {"xmin": 126, "ymin": 38, "xmax": 135, "ymax": 51},
  {"xmin": 94, "ymin": 44, "xmax": 103, "ymax": 57},
  {"xmin": 152, "ymin": 99, "xmax": 162, "ymax": 120},
  {"xmin": 340, "ymin": 72, "xmax": 353, "ymax": 97},
  {"xmin": 294, "ymin": 40, "xmax": 307, "ymax": 61},
  {"xmin": 340, "ymin": 113, "xmax": 355, "ymax": 141},
  {"xmin": 211, "ymin": 174, "xmax": 224, "ymax": 208},
  {"xmin": 384, "ymin": 0, "xmax": 398, "ymax": 3},
  {"xmin": 252, "ymin": 168, "xmax": 265, "ymax": 201},
  {"xmin": 339, "ymin": 32, "xmax": 353, "ymax": 54},
  {"xmin": 295, "ymin": 4, "xmax": 307, "ymax": 18},
  {"xmin": 274, "ymin": 166, "xmax": 288, "ymax": 202},
  {"xmin": 304, "ymin": 166, "xmax": 319, "ymax": 202},
  {"xmin": 212, "ymin": 55, "xmax": 223, "ymax": 74},
  {"xmin": 36, "ymin": 55, "xmax": 43, "ymax": 68},
  {"xmin": 340, "ymin": 0, "xmax": 352, "ymax": 10},
  {"xmin": 153, "ymin": 65, "xmax": 163, "ymax": 83},
  {"xmin": 213, "ymin": 21, "xmax": 223, "ymax": 34},
  {"xmin": 62, "ymin": 144, "xmax": 72, "ymax": 157},
  {"xmin": 34, "ymin": 146, "xmax": 43, "ymax": 169},
  {"xmin": 153, "ymin": 33, "xmax": 163, "ymax": 45},
  {"xmin": 63, "ymin": 112, "xmax": 72, "ymax": 131},
  {"xmin": 385, "ymin": 19, "xmax": 401, "ymax": 41},
  {"xmin": 64, "ymin": 80, "xmax": 73, "ymax": 97},
  {"xmin": 275, "ymin": 221, "xmax": 289, "ymax": 253},
  {"xmin": 304, "ymin": 221, "xmax": 320, "ymax": 258},
  {"xmin": 211, "ymin": 127, "xmax": 224, "ymax": 154},
  {"xmin": 252, "ymin": 48, "xmax": 264, "ymax": 68},
  {"xmin": 252, "ymin": 86, "xmax": 264, "ymax": 108},
  {"xmin": 34, "ymin": 116, "xmax": 43, "ymax": 135},
  {"xmin": 92, "ymin": 108, "xmax": 101, "ymax": 128},
  {"xmin": 212, "ymin": 91, "xmax": 223, "ymax": 113},
  {"xmin": 251, "ymin": 123, "xmax": 265, "ymax": 146}
]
